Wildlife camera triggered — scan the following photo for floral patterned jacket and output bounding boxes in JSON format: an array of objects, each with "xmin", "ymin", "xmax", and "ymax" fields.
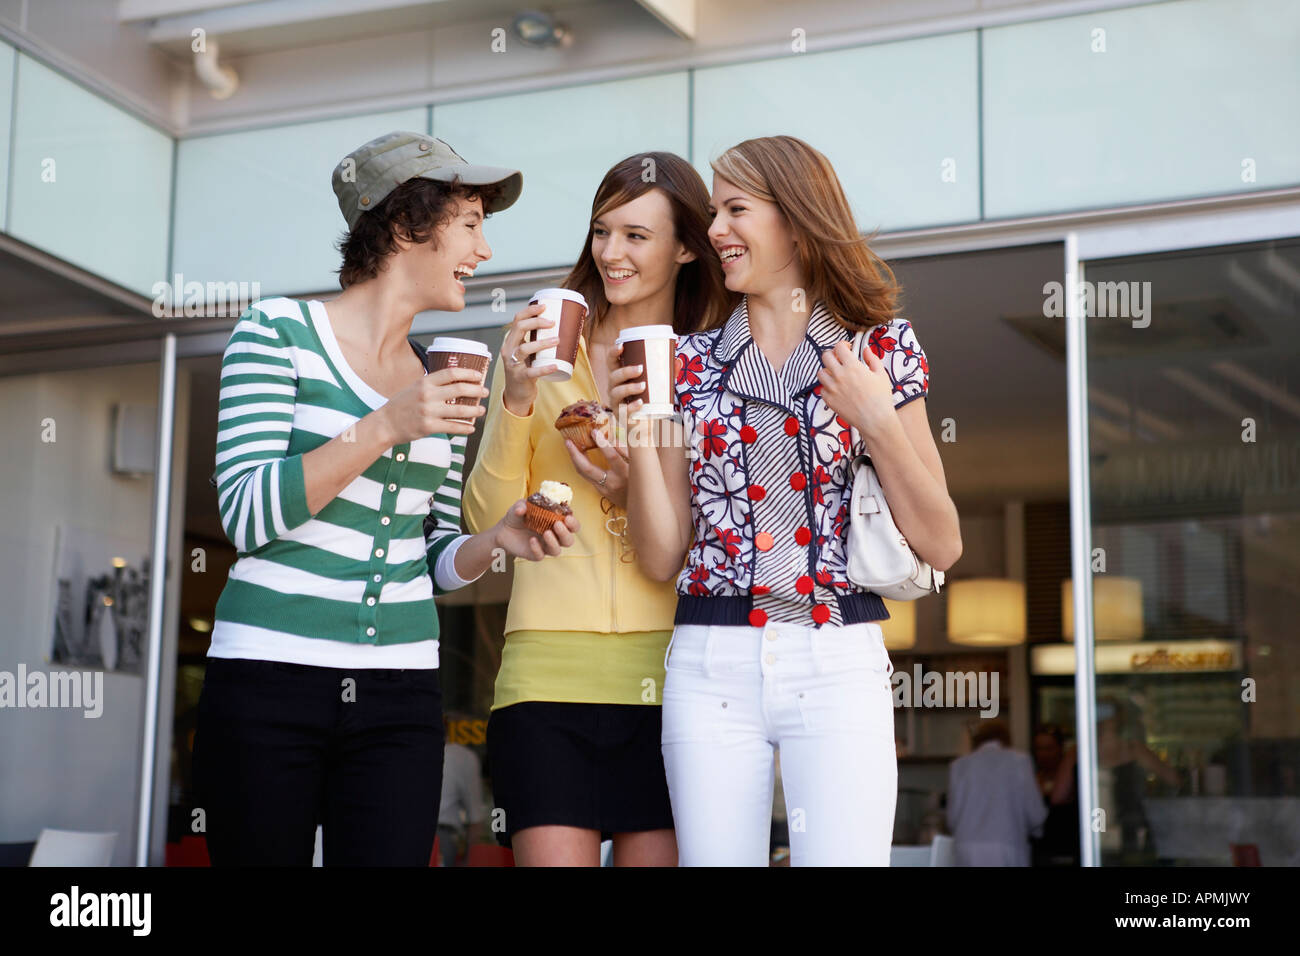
[{"xmin": 674, "ymin": 297, "xmax": 930, "ymax": 629}]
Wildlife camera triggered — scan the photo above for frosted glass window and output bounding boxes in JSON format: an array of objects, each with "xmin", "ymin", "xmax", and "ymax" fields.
[
  {"xmin": 434, "ymin": 73, "xmax": 689, "ymax": 275},
  {"xmin": 0, "ymin": 41, "xmax": 14, "ymax": 230},
  {"xmin": 692, "ymin": 33, "xmax": 980, "ymax": 232},
  {"xmin": 9, "ymin": 54, "xmax": 171, "ymax": 297},
  {"xmin": 172, "ymin": 108, "xmax": 427, "ymax": 297},
  {"xmin": 983, "ymin": 0, "xmax": 1300, "ymax": 218}
]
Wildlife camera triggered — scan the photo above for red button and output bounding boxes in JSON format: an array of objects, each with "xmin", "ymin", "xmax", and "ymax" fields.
[
  {"xmin": 811, "ymin": 604, "xmax": 831, "ymax": 624},
  {"xmin": 749, "ymin": 609, "xmax": 768, "ymax": 627},
  {"xmin": 784, "ymin": 417, "xmax": 799, "ymax": 436},
  {"xmin": 790, "ymin": 473, "xmax": 807, "ymax": 491},
  {"xmin": 752, "ymin": 585, "xmax": 771, "ymax": 596},
  {"xmin": 740, "ymin": 425, "xmax": 758, "ymax": 443},
  {"xmin": 755, "ymin": 532, "xmax": 775, "ymax": 551},
  {"xmin": 749, "ymin": 484, "xmax": 766, "ymax": 501},
  {"xmin": 794, "ymin": 527, "xmax": 812, "ymax": 546},
  {"xmin": 795, "ymin": 575, "xmax": 814, "ymax": 594}
]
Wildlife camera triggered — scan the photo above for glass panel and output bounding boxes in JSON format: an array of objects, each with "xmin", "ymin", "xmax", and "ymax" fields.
[
  {"xmin": 0, "ymin": 41, "xmax": 15, "ymax": 229},
  {"xmin": 433, "ymin": 73, "xmax": 689, "ymax": 276},
  {"xmin": 693, "ymin": 32, "xmax": 979, "ymax": 231},
  {"xmin": 0, "ymin": 352, "xmax": 161, "ymax": 867},
  {"xmin": 172, "ymin": 108, "xmax": 428, "ymax": 298},
  {"xmin": 8, "ymin": 54, "xmax": 172, "ymax": 296},
  {"xmin": 1084, "ymin": 237, "xmax": 1300, "ymax": 866},
  {"xmin": 983, "ymin": 0, "xmax": 1300, "ymax": 218}
]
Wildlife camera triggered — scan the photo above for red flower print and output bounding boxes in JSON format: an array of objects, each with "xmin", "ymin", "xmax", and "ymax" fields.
[
  {"xmin": 698, "ymin": 418, "xmax": 728, "ymax": 459},
  {"xmin": 688, "ymin": 564, "xmax": 711, "ymax": 595},
  {"xmin": 868, "ymin": 325, "xmax": 897, "ymax": 359},
  {"xmin": 677, "ymin": 353, "xmax": 705, "ymax": 388},
  {"xmin": 715, "ymin": 526, "xmax": 743, "ymax": 559}
]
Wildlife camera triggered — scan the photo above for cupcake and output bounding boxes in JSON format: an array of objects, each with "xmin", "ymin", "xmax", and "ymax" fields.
[
  {"xmin": 524, "ymin": 480, "xmax": 574, "ymax": 534},
  {"xmin": 554, "ymin": 399, "xmax": 613, "ymax": 452}
]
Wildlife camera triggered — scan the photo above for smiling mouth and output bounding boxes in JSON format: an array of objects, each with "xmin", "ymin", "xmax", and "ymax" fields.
[
  {"xmin": 453, "ymin": 264, "xmax": 475, "ymax": 285},
  {"xmin": 605, "ymin": 268, "xmax": 637, "ymax": 282},
  {"xmin": 718, "ymin": 246, "xmax": 747, "ymax": 265}
]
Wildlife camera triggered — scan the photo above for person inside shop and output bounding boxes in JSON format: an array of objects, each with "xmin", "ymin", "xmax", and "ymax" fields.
[{"xmin": 946, "ymin": 718, "xmax": 1047, "ymax": 866}]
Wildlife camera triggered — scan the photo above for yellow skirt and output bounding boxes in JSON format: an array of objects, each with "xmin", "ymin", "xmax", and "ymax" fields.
[{"xmin": 491, "ymin": 629, "xmax": 672, "ymax": 710}]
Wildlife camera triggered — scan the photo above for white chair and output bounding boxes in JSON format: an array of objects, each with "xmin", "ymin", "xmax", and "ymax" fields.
[
  {"xmin": 889, "ymin": 845, "xmax": 931, "ymax": 866},
  {"xmin": 600, "ymin": 839, "xmax": 613, "ymax": 867},
  {"xmin": 889, "ymin": 834, "xmax": 955, "ymax": 867},
  {"xmin": 312, "ymin": 824, "xmax": 323, "ymax": 866},
  {"xmin": 930, "ymin": 834, "xmax": 955, "ymax": 866},
  {"xmin": 29, "ymin": 829, "xmax": 117, "ymax": 867}
]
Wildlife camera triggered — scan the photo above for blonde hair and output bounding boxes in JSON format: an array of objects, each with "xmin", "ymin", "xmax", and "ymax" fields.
[{"xmin": 711, "ymin": 135, "xmax": 900, "ymax": 331}]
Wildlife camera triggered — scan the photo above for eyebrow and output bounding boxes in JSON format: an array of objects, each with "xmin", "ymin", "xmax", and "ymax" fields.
[
  {"xmin": 593, "ymin": 219, "xmax": 655, "ymax": 233},
  {"xmin": 462, "ymin": 209, "xmax": 483, "ymax": 222}
]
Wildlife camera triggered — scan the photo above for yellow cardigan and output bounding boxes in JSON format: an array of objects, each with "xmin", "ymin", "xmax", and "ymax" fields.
[{"xmin": 462, "ymin": 335, "xmax": 680, "ymax": 636}]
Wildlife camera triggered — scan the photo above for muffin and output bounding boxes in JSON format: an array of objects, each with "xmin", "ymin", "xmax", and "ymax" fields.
[
  {"xmin": 523, "ymin": 480, "xmax": 574, "ymax": 534},
  {"xmin": 554, "ymin": 399, "xmax": 613, "ymax": 452}
]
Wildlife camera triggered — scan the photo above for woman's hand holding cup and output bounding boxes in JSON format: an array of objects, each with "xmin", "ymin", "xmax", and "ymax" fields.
[
  {"xmin": 501, "ymin": 302, "xmax": 559, "ymax": 416},
  {"xmin": 607, "ymin": 342, "xmax": 652, "ymax": 450},
  {"xmin": 380, "ymin": 367, "xmax": 489, "ymax": 443}
]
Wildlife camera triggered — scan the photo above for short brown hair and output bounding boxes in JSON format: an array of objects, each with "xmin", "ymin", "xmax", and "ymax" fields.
[
  {"xmin": 971, "ymin": 718, "xmax": 1011, "ymax": 748},
  {"xmin": 335, "ymin": 177, "xmax": 505, "ymax": 289},
  {"xmin": 561, "ymin": 151, "xmax": 738, "ymax": 336}
]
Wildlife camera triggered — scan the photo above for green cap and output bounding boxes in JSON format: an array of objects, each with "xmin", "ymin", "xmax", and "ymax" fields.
[{"xmin": 332, "ymin": 130, "xmax": 523, "ymax": 230}]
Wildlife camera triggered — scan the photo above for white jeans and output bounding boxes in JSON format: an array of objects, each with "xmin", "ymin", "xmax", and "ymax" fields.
[{"xmin": 661, "ymin": 620, "xmax": 898, "ymax": 866}]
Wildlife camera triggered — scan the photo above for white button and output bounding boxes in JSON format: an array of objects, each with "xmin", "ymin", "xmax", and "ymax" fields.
[
  {"xmin": 367, "ymin": 597, "xmax": 376, "ymax": 606},
  {"xmin": 375, "ymin": 548, "xmax": 385, "ymax": 557},
  {"xmin": 765, "ymin": 653, "xmax": 776, "ymax": 665},
  {"xmin": 373, "ymin": 574, "xmax": 382, "ymax": 583},
  {"xmin": 381, "ymin": 516, "xmax": 390, "ymax": 526},
  {"xmin": 366, "ymin": 627, "xmax": 376, "ymax": 637},
  {"xmin": 395, "ymin": 453, "xmax": 406, "ymax": 462},
  {"xmin": 388, "ymin": 483, "xmax": 397, "ymax": 492},
  {"xmin": 765, "ymin": 630, "xmax": 777, "ymax": 642}
]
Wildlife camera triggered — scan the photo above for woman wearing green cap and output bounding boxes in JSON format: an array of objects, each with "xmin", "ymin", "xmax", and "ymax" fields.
[{"xmin": 191, "ymin": 132, "xmax": 577, "ymax": 866}]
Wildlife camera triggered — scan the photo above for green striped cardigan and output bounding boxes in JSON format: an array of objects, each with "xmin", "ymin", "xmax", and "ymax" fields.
[{"xmin": 209, "ymin": 297, "xmax": 479, "ymax": 669}]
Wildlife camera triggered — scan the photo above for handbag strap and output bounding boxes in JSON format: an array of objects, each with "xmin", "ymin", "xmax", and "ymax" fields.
[{"xmin": 847, "ymin": 329, "xmax": 873, "ymax": 466}]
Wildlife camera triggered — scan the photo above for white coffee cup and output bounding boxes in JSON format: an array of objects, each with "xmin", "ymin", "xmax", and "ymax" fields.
[
  {"xmin": 615, "ymin": 324, "xmax": 677, "ymax": 419},
  {"xmin": 527, "ymin": 288, "xmax": 589, "ymax": 382},
  {"xmin": 427, "ymin": 337, "xmax": 492, "ymax": 424}
]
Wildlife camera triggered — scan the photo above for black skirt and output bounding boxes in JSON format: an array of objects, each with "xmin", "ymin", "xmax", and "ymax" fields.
[{"xmin": 487, "ymin": 701, "xmax": 674, "ymax": 845}]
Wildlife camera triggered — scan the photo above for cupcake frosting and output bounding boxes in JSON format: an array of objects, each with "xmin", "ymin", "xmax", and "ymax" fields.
[{"xmin": 537, "ymin": 480, "xmax": 574, "ymax": 506}]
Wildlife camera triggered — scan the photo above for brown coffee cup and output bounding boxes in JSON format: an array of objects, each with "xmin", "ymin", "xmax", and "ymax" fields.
[
  {"xmin": 526, "ymin": 288, "xmax": 588, "ymax": 382},
  {"xmin": 615, "ymin": 324, "xmax": 677, "ymax": 419},
  {"xmin": 428, "ymin": 336, "xmax": 491, "ymax": 425}
]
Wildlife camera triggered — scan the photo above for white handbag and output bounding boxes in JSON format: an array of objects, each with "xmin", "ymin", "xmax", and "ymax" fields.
[{"xmin": 843, "ymin": 329, "xmax": 945, "ymax": 601}]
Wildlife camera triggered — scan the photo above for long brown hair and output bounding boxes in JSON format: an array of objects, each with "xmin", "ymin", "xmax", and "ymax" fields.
[
  {"xmin": 711, "ymin": 136, "xmax": 901, "ymax": 331},
  {"xmin": 562, "ymin": 152, "xmax": 737, "ymax": 335}
]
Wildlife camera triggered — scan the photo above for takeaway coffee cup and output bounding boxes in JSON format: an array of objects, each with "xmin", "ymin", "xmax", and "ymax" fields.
[
  {"xmin": 427, "ymin": 336, "xmax": 492, "ymax": 424},
  {"xmin": 527, "ymin": 288, "xmax": 588, "ymax": 382},
  {"xmin": 615, "ymin": 324, "xmax": 677, "ymax": 419}
]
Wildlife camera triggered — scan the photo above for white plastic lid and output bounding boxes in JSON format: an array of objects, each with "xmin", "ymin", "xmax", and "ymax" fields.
[
  {"xmin": 429, "ymin": 336, "xmax": 491, "ymax": 357},
  {"xmin": 615, "ymin": 324, "xmax": 677, "ymax": 344},
  {"xmin": 529, "ymin": 287, "xmax": 588, "ymax": 309}
]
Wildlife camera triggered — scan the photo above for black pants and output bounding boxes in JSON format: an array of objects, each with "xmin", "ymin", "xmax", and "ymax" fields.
[{"xmin": 192, "ymin": 657, "xmax": 445, "ymax": 866}]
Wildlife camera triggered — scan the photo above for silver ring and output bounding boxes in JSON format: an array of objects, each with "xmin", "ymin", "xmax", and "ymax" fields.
[
  {"xmin": 599, "ymin": 471, "xmax": 608, "ymax": 485},
  {"xmin": 508, "ymin": 349, "xmax": 521, "ymax": 366}
]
